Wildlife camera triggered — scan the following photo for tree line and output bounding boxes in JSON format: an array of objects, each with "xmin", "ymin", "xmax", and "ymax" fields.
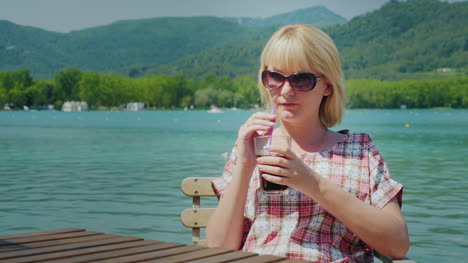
[
  {"xmin": 0, "ymin": 68, "xmax": 466, "ymax": 110},
  {"xmin": 347, "ymin": 77, "xmax": 468, "ymax": 108},
  {"xmin": 0, "ymin": 68, "xmax": 259, "ymax": 110}
]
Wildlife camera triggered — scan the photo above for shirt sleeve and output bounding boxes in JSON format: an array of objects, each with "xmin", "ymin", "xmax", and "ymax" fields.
[
  {"xmin": 367, "ymin": 136, "xmax": 403, "ymax": 208},
  {"xmin": 211, "ymin": 145, "xmax": 238, "ymax": 199}
]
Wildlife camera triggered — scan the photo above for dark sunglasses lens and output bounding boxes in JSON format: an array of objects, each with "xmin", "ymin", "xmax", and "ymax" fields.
[
  {"xmin": 263, "ymin": 71, "xmax": 285, "ymax": 89},
  {"xmin": 290, "ymin": 73, "xmax": 317, "ymax": 91}
]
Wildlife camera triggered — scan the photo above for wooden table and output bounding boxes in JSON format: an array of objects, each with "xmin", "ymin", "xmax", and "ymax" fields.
[{"xmin": 0, "ymin": 228, "xmax": 307, "ymax": 262}]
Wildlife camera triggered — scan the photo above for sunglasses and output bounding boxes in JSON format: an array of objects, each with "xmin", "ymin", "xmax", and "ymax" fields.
[{"xmin": 261, "ymin": 70, "xmax": 322, "ymax": 92}]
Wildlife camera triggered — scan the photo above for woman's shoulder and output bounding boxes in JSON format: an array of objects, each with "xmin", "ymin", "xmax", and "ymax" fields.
[
  {"xmin": 330, "ymin": 130, "xmax": 376, "ymax": 154},
  {"xmin": 322, "ymin": 130, "xmax": 373, "ymax": 160},
  {"xmin": 336, "ymin": 129, "xmax": 372, "ymax": 142}
]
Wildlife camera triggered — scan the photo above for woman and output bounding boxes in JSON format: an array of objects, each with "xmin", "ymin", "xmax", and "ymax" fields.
[{"xmin": 206, "ymin": 24, "xmax": 409, "ymax": 262}]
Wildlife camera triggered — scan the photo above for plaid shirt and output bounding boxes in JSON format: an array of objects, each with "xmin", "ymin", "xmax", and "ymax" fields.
[{"xmin": 211, "ymin": 132, "xmax": 403, "ymax": 263}]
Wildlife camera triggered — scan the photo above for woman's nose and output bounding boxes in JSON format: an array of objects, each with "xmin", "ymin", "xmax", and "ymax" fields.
[{"xmin": 280, "ymin": 80, "xmax": 295, "ymax": 97}]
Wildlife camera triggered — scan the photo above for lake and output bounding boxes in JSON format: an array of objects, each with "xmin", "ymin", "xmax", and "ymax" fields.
[{"xmin": 0, "ymin": 109, "xmax": 466, "ymax": 262}]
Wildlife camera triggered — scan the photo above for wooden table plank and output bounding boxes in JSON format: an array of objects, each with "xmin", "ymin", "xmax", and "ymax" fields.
[
  {"xmin": 0, "ymin": 231, "xmax": 102, "ymax": 247},
  {"xmin": 44, "ymin": 242, "xmax": 185, "ymax": 263},
  {"xmin": 142, "ymin": 247, "xmax": 232, "ymax": 263},
  {"xmin": 230, "ymin": 254, "xmax": 285, "ymax": 263},
  {"xmin": 0, "ymin": 233, "xmax": 119, "ymax": 252},
  {"xmin": 183, "ymin": 250, "xmax": 259, "ymax": 263},
  {"xmin": 276, "ymin": 259, "xmax": 310, "ymax": 263},
  {"xmin": 0, "ymin": 229, "xmax": 313, "ymax": 263},
  {"xmin": 87, "ymin": 245, "xmax": 204, "ymax": 263},
  {"xmin": 0, "ymin": 229, "xmax": 85, "ymax": 240},
  {"xmin": 0, "ymin": 240, "xmax": 157, "ymax": 263},
  {"xmin": 0, "ymin": 235, "xmax": 143, "ymax": 260}
]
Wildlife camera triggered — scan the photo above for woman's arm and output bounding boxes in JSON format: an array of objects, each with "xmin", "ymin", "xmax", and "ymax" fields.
[
  {"xmin": 207, "ymin": 112, "xmax": 276, "ymax": 249},
  {"xmin": 258, "ymin": 146, "xmax": 410, "ymax": 259},
  {"xmin": 298, "ymin": 175, "xmax": 409, "ymax": 259},
  {"xmin": 206, "ymin": 164, "xmax": 253, "ymax": 249}
]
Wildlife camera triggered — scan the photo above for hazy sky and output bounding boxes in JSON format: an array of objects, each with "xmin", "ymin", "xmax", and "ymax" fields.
[{"xmin": 0, "ymin": 0, "xmax": 465, "ymax": 32}]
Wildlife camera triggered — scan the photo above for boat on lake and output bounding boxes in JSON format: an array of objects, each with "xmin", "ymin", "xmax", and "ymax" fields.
[{"xmin": 207, "ymin": 105, "xmax": 223, "ymax": 113}]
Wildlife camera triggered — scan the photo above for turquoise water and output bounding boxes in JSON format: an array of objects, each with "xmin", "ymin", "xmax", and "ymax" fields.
[{"xmin": 1, "ymin": 109, "xmax": 467, "ymax": 262}]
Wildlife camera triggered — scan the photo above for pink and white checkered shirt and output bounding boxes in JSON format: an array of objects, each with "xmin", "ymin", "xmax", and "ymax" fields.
[{"xmin": 211, "ymin": 132, "xmax": 403, "ymax": 263}]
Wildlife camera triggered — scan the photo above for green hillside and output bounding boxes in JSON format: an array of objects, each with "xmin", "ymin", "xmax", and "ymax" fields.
[
  {"xmin": 329, "ymin": 0, "xmax": 468, "ymax": 79},
  {"xmin": 118, "ymin": 35, "xmax": 273, "ymax": 78},
  {"xmin": 0, "ymin": 6, "xmax": 343, "ymax": 79},
  {"xmin": 0, "ymin": 21, "xmax": 70, "ymax": 76},
  {"xmin": 123, "ymin": 0, "xmax": 468, "ymax": 80},
  {"xmin": 62, "ymin": 17, "xmax": 264, "ymax": 69},
  {"xmin": 0, "ymin": 0, "xmax": 466, "ymax": 80},
  {"xmin": 225, "ymin": 6, "xmax": 347, "ymax": 27},
  {"xmin": 0, "ymin": 17, "xmax": 266, "ymax": 77}
]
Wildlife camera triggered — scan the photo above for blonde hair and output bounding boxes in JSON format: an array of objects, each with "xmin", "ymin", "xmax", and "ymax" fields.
[{"xmin": 258, "ymin": 24, "xmax": 345, "ymax": 127}]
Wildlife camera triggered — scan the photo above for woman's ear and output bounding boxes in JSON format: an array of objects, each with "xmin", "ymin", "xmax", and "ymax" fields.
[{"xmin": 324, "ymin": 85, "xmax": 333, "ymax": 96}]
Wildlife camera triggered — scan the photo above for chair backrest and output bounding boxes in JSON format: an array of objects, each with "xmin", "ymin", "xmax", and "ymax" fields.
[
  {"xmin": 180, "ymin": 177, "xmax": 216, "ymax": 247},
  {"xmin": 180, "ymin": 176, "xmax": 415, "ymax": 263}
]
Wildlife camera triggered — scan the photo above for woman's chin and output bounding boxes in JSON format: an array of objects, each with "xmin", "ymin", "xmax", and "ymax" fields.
[{"xmin": 277, "ymin": 111, "xmax": 298, "ymax": 121}]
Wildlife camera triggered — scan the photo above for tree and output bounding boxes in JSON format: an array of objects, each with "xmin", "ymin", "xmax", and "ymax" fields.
[
  {"xmin": 233, "ymin": 74, "xmax": 258, "ymax": 107},
  {"xmin": 9, "ymin": 85, "xmax": 27, "ymax": 107},
  {"xmin": 217, "ymin": 89, "xmax": 233, "ymax": 107},
  {"xmin": 0, "ymin": 86, "xmax": 6, "ymax": 106},
  {"xmin": 195, "ymin": 87, "xmax": 217, "ymax": 107},
  {"xmin": 54, "ymin": 68, "xmax": 82, "ymax": 101},
  {"xmin": 11, "ymin": 69, "xmax": 33, "ymax": 88},
  {"xmin": 0, "ymin": 71, "xmax": 10, "ymax": 106},
  {"xmin": 77, "ymin": 72, "xmax": 101, "ymax": 106},
  {"xmin": 141, "ymin": 76, "xmax": 164, "ymax": 108},
  {"xmin": 180, "ymin": 95, "xmax": 193, "ymax": 107},
  {"xmin": 24, "ymin": 85, "xmax": 47, "ymax": 106}
]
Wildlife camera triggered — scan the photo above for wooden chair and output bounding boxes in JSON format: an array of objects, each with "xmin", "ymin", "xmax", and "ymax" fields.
[{"xmin": 180, "ymin": 177, "xmax": 416, "ymax": 263}]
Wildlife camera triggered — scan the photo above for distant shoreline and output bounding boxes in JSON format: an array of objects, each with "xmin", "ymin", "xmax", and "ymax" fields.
[{"xmin": 1, "ymin": 107, "xmax": 463, "ymax": 113}]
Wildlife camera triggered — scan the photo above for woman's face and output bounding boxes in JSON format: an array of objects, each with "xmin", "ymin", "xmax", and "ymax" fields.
[{"xmin": 266, "ymin": 65, "xmax": 331, "ymax": 124}]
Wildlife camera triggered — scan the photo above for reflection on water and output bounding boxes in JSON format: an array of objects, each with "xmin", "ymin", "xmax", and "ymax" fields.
[{"xmin": 0, "ymin": 109, "xmax": 467, "ymax": 262}]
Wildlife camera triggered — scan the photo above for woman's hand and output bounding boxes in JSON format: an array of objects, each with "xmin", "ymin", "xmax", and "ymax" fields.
[
  {"xmin": 236, "ymin": 112, "xmax": 276, "ymax": 167},
  {"xmin": 257, "ymin": 145, "xmax": 410, "ymax": 258},
  {"xmin": 256, "ymin": 145, "xmax": 318, "ymax": 191}
]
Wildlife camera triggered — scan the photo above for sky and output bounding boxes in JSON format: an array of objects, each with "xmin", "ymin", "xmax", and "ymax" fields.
[{"xmin": 0, "ymin": 0, "xmax": 465, "ymax": 33}]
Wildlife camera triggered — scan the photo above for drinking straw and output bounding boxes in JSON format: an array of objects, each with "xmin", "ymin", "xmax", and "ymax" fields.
[{"xmin": 264, "ymin": 105, "xmax": 276, "ymax": 150}]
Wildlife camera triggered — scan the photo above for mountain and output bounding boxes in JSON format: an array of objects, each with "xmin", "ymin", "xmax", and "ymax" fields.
[
  {"xmin": 0, "ymin": 6, "xmax": 343, "ymax": 79},
  {"xmin": 225, "ymin": 6, "xmax": 347, "ymax": 27},
  {"xmin": 0, "ymin": 0, "xmax": 467, "ymax": 80},
  {"xmin": 0, "ymin": 21, "xmax": 70, "ymax": 76},
  {"xmin": 0, "ymin": 17, "xmax": 267, "ymax": 78},
  {"xmin": 329, "ymin": 0, "xmax": 468, "ymax": 79},
  {"xmin": 119, "ymin": 39, "xmax": 267, "ymax": 78},
  {"xmin": 124, "ymin": 0, "xmax": 468, "ymax": 80}
]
